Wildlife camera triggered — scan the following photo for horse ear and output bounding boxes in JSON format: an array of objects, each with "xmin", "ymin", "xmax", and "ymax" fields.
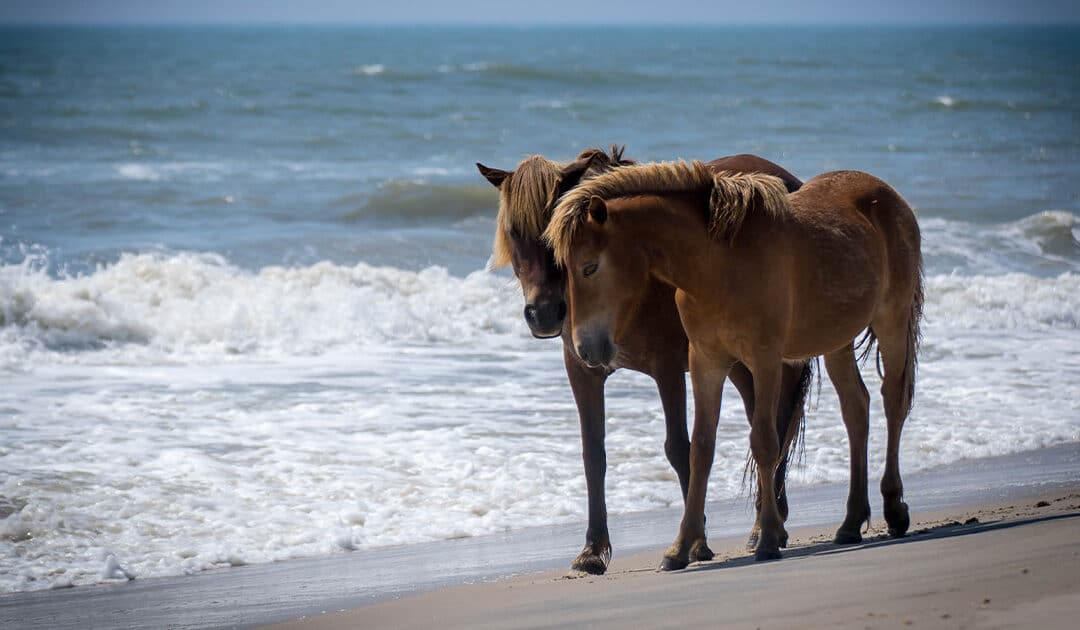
[
  {"xmin": 610, "ymin": 144, "xmax": 634, "ymax": 165},
  {"xmin": 476, "ymin": 163, "xmax": 511, "ymax": 188},
  {"xmin": 556, "ymin": 152, "xmax": 599, "ymax": 196},
  {"xmin": 587, "ymin": 196, "xmax": 608, "ymax": 225}
]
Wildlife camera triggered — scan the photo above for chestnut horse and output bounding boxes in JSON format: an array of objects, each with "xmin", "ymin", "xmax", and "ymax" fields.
[
  {"xmin": 477, "ymin": 148, "xmax": 812, "ymax": 574},
  {"xmin": 546, "ymin": 161, "xmax": 923, "ymax": 568}
]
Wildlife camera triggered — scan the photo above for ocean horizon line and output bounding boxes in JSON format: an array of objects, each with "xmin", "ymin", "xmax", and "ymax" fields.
[{"xmin": 2, "ymin": 21, "xmax": 1079, "ymax": 29}]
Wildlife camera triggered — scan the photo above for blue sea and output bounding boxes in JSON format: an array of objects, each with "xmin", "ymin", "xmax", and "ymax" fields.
[{"xmin": 1, "ymin": 25, "xmax": 1078, "ymax": 592}]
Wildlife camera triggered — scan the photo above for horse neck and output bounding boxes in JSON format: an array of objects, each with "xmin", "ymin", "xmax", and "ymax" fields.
[{"xmin": 613, "ymin": 193, "xmax": 721, "ymax": 294}]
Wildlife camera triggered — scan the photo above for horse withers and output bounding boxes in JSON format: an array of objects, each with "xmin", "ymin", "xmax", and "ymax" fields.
[
  {"xmin": 546, "ymin": 161, "xmax": 923, "ymax": 568},
  {"xmin": 477, "ymin": 148, "xmax": 813, "ymax": 573}
]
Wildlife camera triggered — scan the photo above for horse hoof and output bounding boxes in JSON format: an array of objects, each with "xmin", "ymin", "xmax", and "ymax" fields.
[
  {"xmin": 746, "ymin": 532, "xmax": 759, "ymax": 552},
  {"xmin": 659, "ymin": 555, "xmax": 689, "ymax": 572},
  {"xmin": 571, "ymin": 555, "xmax": 607, "ymax": 575},
  {"xmin": 833, "ymin": 529, "xmax": 863, "ymax": 545},
  {"xmin": 886, "ymin": 501, "xmax": 910, "ymax": 538},
  {"xmin": 754, "ymin": 547, "xmax": 782, "ymax": 562},
  {"xmin": 571, "ymin": 544, "xmax": 611, "ymax": 575},
  {"xmin": 690, "ymin": 540, "xmax": 714, "ymax": 563},
  {"xmin": 779, "ymin": 529, "xmax": 789, "ymax": 549}
]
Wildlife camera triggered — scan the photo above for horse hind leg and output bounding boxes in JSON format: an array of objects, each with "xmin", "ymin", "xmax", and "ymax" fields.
[
  {"xmin": 875, "ymin": 320, "xmax": 917, "ymax": 537},
  {"xmin": 823, "ymin": 344, "xmax": 872, "ymax": 544}
]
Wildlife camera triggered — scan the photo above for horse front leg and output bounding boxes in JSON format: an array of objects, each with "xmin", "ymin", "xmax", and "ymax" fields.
[
  {"xmin": 655, "ymin": 365, "xmax": 713, "ymax": 562},
  {"xmin": 563, "ymin": 343, "xmax": 612, "ymax": 575},
  {"xmin": 747, "ymin": 359, "xmax": 785, "ymax": 561},
  {"xmin": 660, "ymin": 347, "xmax": 729, "ymax": 571}
]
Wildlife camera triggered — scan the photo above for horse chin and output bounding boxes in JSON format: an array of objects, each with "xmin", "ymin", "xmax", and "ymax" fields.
[{"xmin": 577, "ymin": 340, "xmax": 616, "ymax": 369}]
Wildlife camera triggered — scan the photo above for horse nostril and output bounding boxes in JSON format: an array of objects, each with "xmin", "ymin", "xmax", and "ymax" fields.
[
  {"xmin": 556, "ymin": 301, "xmax": 567, "ymax": 322},
  {"xmin": 576, "ymin": 344, "xmax": 590, "ymax": 364},
  {"xmin": 523, "ymin": 305, "xmax": 538, "ymax": 325}
]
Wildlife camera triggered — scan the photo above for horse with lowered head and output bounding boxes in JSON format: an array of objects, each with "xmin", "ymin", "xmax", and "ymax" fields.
[
  {"xmin": 477, "ymin": 147, "xmax": 812, "ymax": 574},
  {"xmin": 546, "ymin": 160, "xmax": 923, "ymax": 569}
]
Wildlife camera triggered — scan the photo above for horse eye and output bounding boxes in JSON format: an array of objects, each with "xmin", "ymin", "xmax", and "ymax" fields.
[{"xmin": 582, "ymin": 262, "xmax": 599, "ymax": 278}]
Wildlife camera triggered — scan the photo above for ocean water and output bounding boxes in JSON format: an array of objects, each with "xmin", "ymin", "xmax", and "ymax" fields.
[{"xmin": 1, "ymin": 25, "xmax": 1079, "ymax": 593}]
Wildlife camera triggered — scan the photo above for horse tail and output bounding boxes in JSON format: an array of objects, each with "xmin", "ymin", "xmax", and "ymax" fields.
[
  {"xmin": 784, "ymin": 358, "xmax": 816, "ymax": 468},
  {"xmin": 902, "ymin": 254, "xmax": 925, "ymax": 413},
  {"xmin": 740, "ymin": 358, "xmax": 816, "ymax": 505},
  {"xmin": 855, "ymin": 327, "xmax": 877, "ymax": 367},
  {"xmin": 857, "ymin": 197, "xmax": 924, "ymax": 415}
]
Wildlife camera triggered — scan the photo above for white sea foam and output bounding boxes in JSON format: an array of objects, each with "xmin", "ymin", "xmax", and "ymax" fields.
[
  {"xmin": 352, "ymin": 64, "xmax": 385, "ymax": 76},
  {"xmin": 921, "ymin": 211, "xmax": 1080, "ymax": 276},
  {"xmin": 1, "ymin": 253, "xmax": 1076, "ymax": 369},
  {"xmin": 0, "ymin": 252, "xmax": 527, "ymax": 369},
  {"xmin": 116, "ymin": 163, "xmax": 162, "ymax": 182},
  {"xmin": 522, "ymin": 99, "xmax": 570, "ymax": 110},
  {"xmin": 114, "ymin": 161, "xmax": 230, "ymax": 183},
  {"xmin": 1, "ymin": 252, "xmax": 1078, "ymax": 593},
  {"xmin": 928, "ymin": 273, "xmax": 1079, "ymax": 329}
]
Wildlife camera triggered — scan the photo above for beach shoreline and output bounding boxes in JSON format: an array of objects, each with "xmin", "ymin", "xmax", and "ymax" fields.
[
  {"xmin": 272, "ymin": 488, "xmax": 1080, "ymax": 630},
  {"xmin": 1, "ymin": 442, "xmax": 1078, "ymax": 629}
]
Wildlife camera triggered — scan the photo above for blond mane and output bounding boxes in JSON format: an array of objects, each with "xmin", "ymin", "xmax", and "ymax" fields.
[
  {"xmin": 708, "ymin": 170, "xmax": 793, "ymax": 242},
  {"xmin": 490, "ymin": 146, "xmax": 633, "ymax": 269},
  {"xmin": 491, "ymin": 155, "xmax": 562, "ymax": 268},
  {"xmin": 545, "ymin": 161, "xmax": 792, "ymax": 264}
]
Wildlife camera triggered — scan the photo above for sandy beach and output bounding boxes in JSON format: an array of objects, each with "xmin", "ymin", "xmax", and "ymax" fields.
[
  {"xmin": 2, "ymin": 444, "xmax": 1077, "ymax": 629},
  {"xmin": 273, "ymin": 490, "xmax": 1080, "ymax": 629}
]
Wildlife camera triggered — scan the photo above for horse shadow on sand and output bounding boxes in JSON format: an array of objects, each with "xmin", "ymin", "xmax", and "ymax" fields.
[{"xmin": 665, "ymin": 510, "xmax": 1080, "ymax": 575}]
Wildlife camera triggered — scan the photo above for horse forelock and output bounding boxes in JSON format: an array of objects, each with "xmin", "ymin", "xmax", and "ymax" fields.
[
  {"xmin": 491, "ymin": 147, "xmax": 635, "ymax": 269},
  {"xmin": 708, "ymin": 171, "xmax": 793, "ymax": 243},
  {"xmin": 545, "ymin": 160, "xmax": 715, "ymax": 265},
  {"xmin": 491, "ymin": 155, "xmax": 562, "ymax": 268}
]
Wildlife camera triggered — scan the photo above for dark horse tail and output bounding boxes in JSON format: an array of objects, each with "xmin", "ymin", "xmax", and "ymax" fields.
[
  {"xmin": 742, "ymin": 358, "xmax": 816, "ymax": 505},
  {"xmin": 784, "ymin": 358, "xmax": 816, "ymax": 468},
  {"xmin": 889, "ymin": 254, "xmax": 924, "ymax": 414}
]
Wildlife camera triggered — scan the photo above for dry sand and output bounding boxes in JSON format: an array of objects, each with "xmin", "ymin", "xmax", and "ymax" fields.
[{"xmin": 271, "ymin": 491, "xmax": 1080, "ymax": 629}]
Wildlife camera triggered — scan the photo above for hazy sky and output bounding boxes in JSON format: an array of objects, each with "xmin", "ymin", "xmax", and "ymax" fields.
[{"xmin": 2, "ymin": 0, "xmax": 1079, "ymax": 25}]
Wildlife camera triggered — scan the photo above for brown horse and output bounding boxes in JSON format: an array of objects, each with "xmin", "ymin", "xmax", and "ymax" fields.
[
  {"xmin": 546, "ymin": 161, "xmax": 923, "ymax": 568},
  {"xmin": 477, "ymin": 148, "xmax": 812, "ymax": 574}
]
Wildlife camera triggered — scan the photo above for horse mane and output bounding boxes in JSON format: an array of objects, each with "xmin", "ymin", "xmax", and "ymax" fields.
[
  {"xmin": 708, "ymin": 169, "xmax": 793, "ymax": 243},
  {"xmin": 491, "ymin": 145, "xmax": 633, "ymax": 269},
  {"xmin": 545, "ymin": 160, "xmax": 792, "ymax": 264}
]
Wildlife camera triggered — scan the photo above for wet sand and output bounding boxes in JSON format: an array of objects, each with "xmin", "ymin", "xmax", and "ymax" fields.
[
  {"xmin": 272, "ymin": 493, "xmax": 1080, "ymax": 629},
  {"xmin": 3, "ymin": 444, "xmax": 1078, "ymax": 629}
]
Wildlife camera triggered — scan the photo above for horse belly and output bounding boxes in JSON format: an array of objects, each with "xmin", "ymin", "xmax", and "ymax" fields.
[{"xmin": 782, "ymin": 230, "xmax": 884, "ymax": 359}]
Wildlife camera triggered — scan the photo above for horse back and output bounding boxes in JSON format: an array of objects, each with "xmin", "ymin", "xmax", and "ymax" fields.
[
  {"xmin": 795, "ymin": 170, "xmax": 912, "ymax": 221},
  {"xmin": 706, "ymin": 154, "xmax": 803, "ymax": 193},
  {"xmin": 789, "ymin": 170, "xmax": 921, "ymax": 313},
  {"xmin": 799, "ymin": 170, "xmax": 919, "ymax": 253}
]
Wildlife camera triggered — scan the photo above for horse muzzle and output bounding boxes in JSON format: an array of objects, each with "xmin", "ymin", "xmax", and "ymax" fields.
[
  {"xmin": 523, "ymin": 300, "xmax": 567, "ymax": 339},
  {"xmin": 575, "ymin": 333, "xmax": 616, "ymax": 368}
]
